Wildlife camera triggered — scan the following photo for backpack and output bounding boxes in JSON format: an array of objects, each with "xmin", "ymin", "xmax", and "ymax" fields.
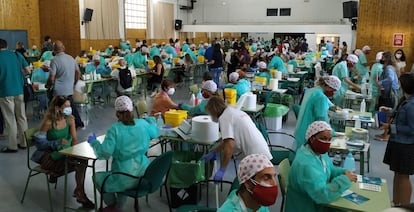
[{"xmin": 119, "ymin": 68, "xmax": 133, "ymax": 89}]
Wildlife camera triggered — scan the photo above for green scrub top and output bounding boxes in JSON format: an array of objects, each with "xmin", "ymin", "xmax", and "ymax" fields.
[
  {"xmin": 294, "ymin": 87, "xmax": 335, "ymax": 147},
  {"xmin": 91, "ymin": 118, "xmax": 160, "ymax": 192},
  {"xmin": 218, "ymin": 190, "xmax": 270, "ymax": 212},
  {"xmin": 285, "ymin": 145, "xmax": 351, "ymax": 212},
  {"xmin": 332, "ymin": 61, "xmax": 349, "ymax": 107},
  {"xmin": 355, "ymin": 53, "xmax": 369, "ymax": 83},
  {"xmin": 268, "ymin": 56, "xmax": 288, "ymax": 74},
  {"xmin": 181, "ymin": 99, "xmax": 208, "ymax": 116}
]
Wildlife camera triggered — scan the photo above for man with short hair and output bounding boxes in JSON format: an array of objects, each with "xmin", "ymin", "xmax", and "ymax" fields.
[
  {"xmin": 218, "ymin": 154, "xmax": 278, "ymax": 211},
  {"xmin": 0, "ymin": 38, "xmax": 30, "ymax": 152},
  {"xmin": 46, "ymin": 40, "xmax": 84, "ymax": 128}
]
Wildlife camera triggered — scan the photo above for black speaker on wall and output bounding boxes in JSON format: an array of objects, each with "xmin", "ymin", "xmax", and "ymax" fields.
[
  {"xmin": 83, "ymin": 8, "xmax": 94, "ymax": 22},
  {"xmin": 175, "ymin": 19, "xmax": 182, "ymax": 30},
  {"xmin": 343, "ymin": 1, "xmax": 358, "ymax": 18}
]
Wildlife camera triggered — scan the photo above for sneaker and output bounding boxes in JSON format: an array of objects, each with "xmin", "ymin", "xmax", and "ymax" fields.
[
  {"xmin": 374, "ymin": 134, "xmax": 389, "ymax": 142},
  {"xmin": 150, "ymin": 91, "xmax": 157, "ymax": 98}
]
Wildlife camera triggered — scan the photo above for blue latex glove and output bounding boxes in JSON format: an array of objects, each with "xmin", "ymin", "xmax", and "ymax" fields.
[
  {"xmin": 178, "ymin": 103, "xmax": 183, "ymax": 109},
  {"xmin": 144, "ymin": 116, "xmax": 156, "ymax": 125},
  {"xmin": 200, "ymin": 151, "xmax": 216, "ymax": 161},
  {"xmin": 87, "ymin": 133, "xmax": 96, "ymax": 143},
  {"xmin": 213, "ymin": 168, "xmax": 226, "ymax": 182}
]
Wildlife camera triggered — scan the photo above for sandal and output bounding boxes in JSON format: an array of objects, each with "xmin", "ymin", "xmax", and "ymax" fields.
[
  {"xmin": 1, "ymin": 147, "xmax": 18, "ymax": 153},
  {"xmin": 374, "ymin": 135, "xmax": 389, "ymax": 142},
  {"xmin": 73, "ymin": 190, "xmax": 95, "ymax": 209}
]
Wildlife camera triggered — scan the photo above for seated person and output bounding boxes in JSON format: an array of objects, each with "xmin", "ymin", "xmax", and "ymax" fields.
[
  {"xmin": 88, "ymin": 96, "xmax": 159, "ymax": 211},
  {"xmin": 226, "ymin": 72, "xmax": 251, "ymax": 100},
  {"xmin": 28, "ymin": 45, "xmax": 41, "ymax": 57},
  {"xmin": 40, "ymin": 50, "xmax": 54, "ymax": 62},
  {"xmin": 285, "ymin": 121, "xmax": 357, "ymax": 212},
  {"xmin": 104, "ymin": 45, "xmax": 114, "ymax": 55},
  {"xmin": 218, "ymin": 153, "xmax": 278, "ymax": 211},
  {"xmin": 31, "ymin": 60, "xmax": 51, "ymax": 110},
  {"xmin": 287, "ymin": 52, "xmax": 298, "ymax": 72},
  {"xmin": 255, "ymin": 61, "xmax": 272, "ymax": 86},
  {"xmin": 85, "ymin": 54, "xmax": 111, "ymax": 77},
  {"xmin": 147, "ymin": 55, "xmax": 164, "ymax": 96},
  {"xmin": 31, "ymin": 96, "xmax": 94, "ymax": 209},
  {"xmin": 149, "ymin": 79, "xmax": 180, "ymax": 117},
  {"xmin": 111, "ymin": 58, "xmax": 137, "ymax": 96},
  {"xmin": 180, "ymin": 80, "xmax": 218, "ymax": 116}
]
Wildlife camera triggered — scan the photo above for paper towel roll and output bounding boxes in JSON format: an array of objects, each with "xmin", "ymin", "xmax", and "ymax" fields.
[
  {"xmin": 244, "ymin": 93, "xmax": 257, "ymax": 110},
  {"xmin": 276, "ymin": 71, "xmax": 282, "ymax": 80},
  {"xmin": 350, "ymin": 128, "xmax": 368, "ymax": 141},
  {"xmin": 191, "ymin": 115, "xmax": 219, "ymax": 144},
  {"xmin": 287, "ymin": 64, "xmax": 294, "ymax": 73},
  {"xmin": 269, "ymin": 79, "xmax": 279, "ymax": 91},
  {"xmin": 235, "ymin": 93, "xmax": 247, "ymax": 110}
]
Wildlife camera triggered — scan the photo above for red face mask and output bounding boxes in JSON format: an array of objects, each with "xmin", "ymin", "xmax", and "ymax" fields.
[
  {"xmin": 248, "ymin": 179, "xmax": 278, "ymax": 206},
  {"xmin": 202, "ymin": 91, "xmax": 210, "ymax": 99},
  {"xmin": 325, "ymin": 90, "xmax": 335, "ymax": 97},
  {"xmin": 347, "ymin": 62, "xmax": 354, "ymax": 68},
  {"xmin": 310, "ymin": 138, "xmax": 331, "ymax": 154}
]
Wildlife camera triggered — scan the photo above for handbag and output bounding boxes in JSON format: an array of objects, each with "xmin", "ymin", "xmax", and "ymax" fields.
[{"xmin": 15, "ymin": 52, "xmax": 35, "ymax": 102}]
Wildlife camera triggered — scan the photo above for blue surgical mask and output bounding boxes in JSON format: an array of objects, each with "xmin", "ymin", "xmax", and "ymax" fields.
[{"xmin": 63, "ymin": 107, "xmax": 72, "ymax": 116}]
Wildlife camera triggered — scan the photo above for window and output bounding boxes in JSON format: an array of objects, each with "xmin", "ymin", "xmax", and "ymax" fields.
[
  {"xmin": 125, "ymin": 0, "xmax": 147, "ymax": 29},
  {"xmin": 280, "ymin": 8, "xmax": 291, "ymax": 16},
  {"xmin": 267, "ymin": 8, "xmax": 278, "ymax": 16}
]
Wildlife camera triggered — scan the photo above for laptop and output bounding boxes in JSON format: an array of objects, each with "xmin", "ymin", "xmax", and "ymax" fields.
[{"xmin": 173, "ymin": 120, "xmax": 192, "ymax": 140}]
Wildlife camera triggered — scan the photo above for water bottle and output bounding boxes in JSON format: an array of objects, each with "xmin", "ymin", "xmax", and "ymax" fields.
[
  {"xmin": 361, "ymin": 83, "xmax": 367, "ymax": 96},
  {"xmin": 360, "ymin": 99, "xmax": 366, "ymax": 113},
  {"xmin": 156, "ymin": 112, "xmax": 164, "ymax": 128},
  {"xmin": 196, "ymin": 89, "xmax": 203, "ymax": 105},
  {"xmin": 343, "ymin": 152, "xmax": 356, "ymax": 172},
  {"xmin": 189, "ymin": 93, "xmax": 196, "ymax": 106}
]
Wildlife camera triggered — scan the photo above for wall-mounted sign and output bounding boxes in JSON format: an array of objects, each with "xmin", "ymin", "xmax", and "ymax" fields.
[{"xmin": 393, "ymin": 33, "xmax": 404, "ymax": 47}]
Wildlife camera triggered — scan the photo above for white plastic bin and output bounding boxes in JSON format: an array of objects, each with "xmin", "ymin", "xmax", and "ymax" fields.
[{"xmin": 265, "ymin": 117, "xmax": 283, "ymax": 131}]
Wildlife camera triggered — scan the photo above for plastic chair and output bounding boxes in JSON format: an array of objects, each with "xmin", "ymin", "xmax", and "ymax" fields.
[
  {"xmin": 255, "ymin": 122, "xmax": 296, "ymax": 165},
  {"xmin": 293, "ymin": 104, "xmax": 301, "ymax": 120},
  {"xmin": 74, "ymin": 81, "xmax": 94, "ymax": 122},
  {"xmin": 278, "ymin": 158, "xmax": 291, "ymax": 212},
  {"xmin": 99, "ymin": 151, "xmax": 173, "ymax": 212},
  {"xmin": 21, "ymin": 128, "xmax": 54, "ymax": 212}
]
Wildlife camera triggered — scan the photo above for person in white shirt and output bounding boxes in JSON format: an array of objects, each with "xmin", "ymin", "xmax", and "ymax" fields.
[
  {"xmin": 202, "ymin": 96, "xmax": 272, "ymax": 181},
  {"xmin": 111, "ymin": 58, "xmax": 136, "ymax": 96}
]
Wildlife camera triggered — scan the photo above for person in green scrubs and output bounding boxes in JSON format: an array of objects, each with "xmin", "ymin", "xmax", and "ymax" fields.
[
  {"xmin": 294, "ymin": 76, "xmax": 341, "ymax": 147},
  {"xmin": 218, "ymin": 154, "xmax": 278, "ymax": 212},
  {"xmin": 88, "ymin": 96, "xmax": 159, "ymax": 211},
  {"xmin": 332, "ymin": 54, "xmax": 361, "ymax": 107},
  {"xmin": 368, "ymin": 52, "xmax": 384, "ymax": 112},
  {"xmin": 286, "ymin": 121, "xmax": 357, "ymax": 212}
]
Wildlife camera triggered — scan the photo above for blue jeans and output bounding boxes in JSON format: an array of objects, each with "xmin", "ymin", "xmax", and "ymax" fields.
[{"xmin": 209, "ymin": 67, "xmax": 223, "ymax": 86}]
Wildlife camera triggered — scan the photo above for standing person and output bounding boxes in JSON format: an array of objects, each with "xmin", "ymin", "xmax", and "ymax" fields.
[
  {"xmin": 383, "ymin": 73, "xmax": 414, "ymax": 206},
  {"xmin": 218, "ymin": 154, "xmax": 278, "ymax": 211},
  {"xmin": 203, "ymin": 96, "xmax": 272, "ymax": 181},
  {"xmin": 31, "ymin": 96, "xmax": 94, "ymax": 208},
  {"xmin": 368, "ymin": 52, "xmax": 384, "ymax": 112},
  {"xmin": 41, "ymin": 35, "xmax": 53, "ymax": 53},
  {"xmin": 0, "ymin": 38, "xmax": 30, "ymax": 152},
  {"xmin": 285, "ymin": 121, "xmax": 356, "ymax": 212},
  {"xmin": 46, "ymin": 40, "xmax": 84, "ymax": 128},
  {"xmin": 15, "ymin": 41, "xmax": 29, "ymax": 61},
  {"xmin": 208, "ymin": 43, "xmax": 224, "ymax": 86},
  {"xmin": 355, "ymin": 45, "xmax": 371, "ymax": 83},
  {"xmin": 88, "ymin": 96, "xmax": 159, "ymax": 211},
  {"xmin": 394, "ymin": 49, "xmax": 407, "ymax": 76},
  {"xmin": 147, "ymin": 55, "xmax": 165, "ymax": 97},
  {"xmin": 294, "ymin": 76, "xmax": 341, "ymax": 147},
  {"xmin": 332, "ymin": 54, "xmax": 361, "ymax": 107},
  {"xmin": 375, "ymin": 51, "xmax": 401, "ymax": 141}
]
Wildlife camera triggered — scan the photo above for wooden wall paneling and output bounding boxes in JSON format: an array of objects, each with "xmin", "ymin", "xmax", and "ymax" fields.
[
  {"xmin": 39, "ymin": 0, "xmax": 80, "ymax": 57},
  {"xmin": 0, "ymin": 0, "xmax": 41, "ymax": 48},
  {"xmin": 357, "ymin": 0, "xmax": 414, "ymax": 70},
  {"xmin": 126, "ymin": 29, "xmax": 147, "ymax": 42},
  {"xmin": 81, "ymin": 39, "xmax": 121, "ymax": 52}
]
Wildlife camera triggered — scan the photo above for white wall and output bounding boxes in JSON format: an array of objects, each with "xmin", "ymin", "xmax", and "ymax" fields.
[{"xmin": 177, "ymin": 0, "xmax": 351, "ymax": 25}]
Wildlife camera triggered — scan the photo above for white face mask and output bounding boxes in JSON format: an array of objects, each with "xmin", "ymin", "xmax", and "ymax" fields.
[
  {"xmin": 395, "ymin": 53, "xmax": 402, "ymax": 59},
  {"xmin": 63, "ymin": 107, "xmax": 72, "ymax": 116},
  {"xmin": 167, "ymin": 88, "xmax": 175, "ymax": 95}
]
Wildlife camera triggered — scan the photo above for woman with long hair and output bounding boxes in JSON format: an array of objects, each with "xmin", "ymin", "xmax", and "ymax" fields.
[{"xmin": 31, "ymin": 96, "xmax": 94, "ymax": 209}]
